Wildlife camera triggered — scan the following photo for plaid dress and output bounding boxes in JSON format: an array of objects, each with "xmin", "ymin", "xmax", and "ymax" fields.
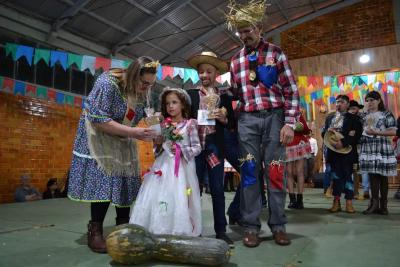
[{"xmin": 359, "ymin": 111, "xmax": 397, "ymax": 176}]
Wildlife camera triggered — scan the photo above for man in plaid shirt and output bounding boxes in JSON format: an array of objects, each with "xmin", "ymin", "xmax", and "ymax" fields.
[{"xmin": 226, "ymin": 0, "xmax": 299, "ymax": 248}]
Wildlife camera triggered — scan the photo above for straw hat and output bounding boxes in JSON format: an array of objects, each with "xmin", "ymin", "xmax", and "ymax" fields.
[
  {"xmin": 225, "ymin": 0, "xmax": 267, "ymax": 30},
  {"xmin": 187, "ymin": 51, "xmax": 228, "ymax": 74},
  {"xmin": 323, "ymin": 130, "xmax": 352, "ymax": 154}
]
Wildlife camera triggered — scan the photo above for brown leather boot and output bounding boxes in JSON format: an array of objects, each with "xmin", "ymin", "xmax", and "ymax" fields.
[
  {"xmin": 345, "ymin": 200, "xmax": 355, "ymax": 213},
  {"xmin": 328, "ymin": 199, "xmax": 341, "ymax": 213},
  {"xmin": 87, "ymin": 221, "xmax": 107, "ymax": 253},
  {"xmin": 115, "ymin": 217, "xmax": 130, "ymax": 226}
]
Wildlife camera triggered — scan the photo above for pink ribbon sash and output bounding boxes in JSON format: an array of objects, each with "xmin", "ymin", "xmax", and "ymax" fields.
[{"xmin": 174, "ymin": 143, "xmax": 181, "ymax": 177}]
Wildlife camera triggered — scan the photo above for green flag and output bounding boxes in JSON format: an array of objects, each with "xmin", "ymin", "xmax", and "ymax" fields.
[
  {"xmin": 65, "ymin": 95, "xmax": 74, "ymax": 105},
  {"xmin": 34, "ymin": 48, "xmax": 50, "ymax": 65},
  {"xmin": 394, "ymin": 71, "xmax": 400, "ymax": 83},
  {"xmin": 68, "ymin": 53, "xmax": 83, "ymax": 69},
  {"xmin": 36, "ymin": 86, "xmax": 48, "ymax": 99},
  {"xmin": 330, "ymin": 76, "xmax": 338, "ymax": 88},
  {"xmin": 5, "ymin": 43, "xmax": 17, "ymax": 60}
]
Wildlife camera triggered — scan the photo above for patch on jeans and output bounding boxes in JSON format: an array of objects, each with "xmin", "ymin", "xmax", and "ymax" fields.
[
  {"xmin": 269, "ymin": 160, "xmax": 285, "ymax": 190},
  {"xmin": 345, "ymin": 182, "xmax": 354, "ymax": 191},
  {"xmin": 240, "ymin": 154, "xmax": 257, "ymax": 187},
  {"xmin": 206, "ymin": 153, "xmax": 220, "ymax": 168}
]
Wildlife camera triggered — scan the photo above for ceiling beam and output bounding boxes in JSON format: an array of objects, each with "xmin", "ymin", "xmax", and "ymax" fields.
[
  {"xmin": 48, "ymin": 0, "xmax": 91, "ymax": 40},
  {"xmin": 0, "ymin": 5, "xmax": 121, "ymax": 57},
  {"xmin": 57, "ymin": 0, "xmax": 173, "ymax": 57},
  {"xmin": 124, "ymin": 0, "xmax": 156, "ymax": 16},
  {"xmin": 112, "ymin": 0, "xmax": 192, "ymax": 55},
  {"xmin": 160, "ymin": 24, "xmax": 226, "ymax": 64},
  {"xmin": 272, "ymin": 0, "xmax": 291, "ymax": 23}
]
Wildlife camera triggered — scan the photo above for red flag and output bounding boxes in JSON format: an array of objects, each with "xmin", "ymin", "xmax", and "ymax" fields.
[
  {"xmin": 48, "ymin": 89, "xmax": 56, "ymax": 101},
  {"xmin": 74, "ymin": 96, "xmax": 83, "ymax": 107},
  {"xmin": 2, "ymin": 77, "xmax": 14, "ymax": 92},
  {"xmin": 338, "ymin": 76, "xmax": 345, "ymax": 86},
  {"xmin": 26, "ymin": 84, "xmax": 36, "ymax": 96},
  {"xmin": 162, "ymin": 66, "xmax": 174, "ymax": 80},
  {"xmin": 95, "ymin": 57, "xmax": 111, "ymax": 71}
]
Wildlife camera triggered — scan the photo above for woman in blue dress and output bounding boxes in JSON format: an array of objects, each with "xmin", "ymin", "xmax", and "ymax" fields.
[{"xmin": 68, "ymin": 56, "xmax": 159, "ymax": 253}]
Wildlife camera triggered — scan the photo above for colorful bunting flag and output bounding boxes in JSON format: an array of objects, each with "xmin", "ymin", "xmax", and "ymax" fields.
[
  {"xmin": 34, "ymin": 48, "xmax": 51, "ymax": 65},
  {"xmin": 173, "ymin": 67, "xmax": 185, "ymax": 79},
  {"xmin": 65, "ymin": 95, "xmax": 74, "ymax": 105},
  {"xmin": 37, "ymin": 86, "xmax": 48, "ymax": 99},
  {"xmin": 50, "ymin": 51, "xmax": 68, "ymax": 70},
  {"xmin": 298, "ymin": 76, "xmax": 308, "ymax": 89},
  {"xmin": 323, "ymin": 87, "xmax": 330, "ymax": 98},
  {"xmin": 337, "ymin": 76, "xmax": 345, "ymax": 86},
  {"xmin": 16, "ymin": 45, "xmax": 34, "ymax": 65},
  {"xmin": 2, "ymin": 77, "xmax": 14, "ymax": 93},
  {"xmin": 311, "ymin": 92, "xmax": 317, "ymax": 100},
  {"xmin": 26, "ymin": 84, "xmax": 36, "ymax": 97},
  {"xmin": 74, "ymin": 96, "xmax": 83, "ymax": 107},
  {"xmin": 14, "ymin": 81, "xmax": 26, "ymax": 96},
  {"xmin": 156, "ymin": 65, "xmax": 163, "ymax": 81},
  {"xmin": 305, "ymin": 94, "xmax": 311, "ymax": 104},
  {"xmin": 323, "ymin": 76, "xmax": 330, "ymax": 86},
  {"xmin": 68, "ymin": 53, "xmax": 83, "ymax": 69},
  {"xmin": 95, "ymin": 57, "xmax": 111, "ymax": 71},
  {"xmin": 367, "ymin": 74, "xmax": 376, "ymax": 85},
  {"xmin": 56, "ymin": 92, "xmax": 65, "ymax": 104},
  {"xmin": 184, "ymin": 69, "xmax": 199, "ymax": 84},
  {"xmin": 394, "ymin": 72, "xmax": 400, "ymax": 83},
  {"xmin": 81, "ymin": 55, "xmax": 96, "ymax": 74},
  {"xmin": 5, "ymin": 43, "xmax": 17, "ymax": 60},
  {"xmin": 48, "ymin": 89, "xmax": 56, "ymax": 102},
  {"xmin": 162, "ymin": 66, "xmax": 174, "ymax": 80},
  {"xmin": 376, "ymin": 73, "xmax": 385, "ymax": 83}
]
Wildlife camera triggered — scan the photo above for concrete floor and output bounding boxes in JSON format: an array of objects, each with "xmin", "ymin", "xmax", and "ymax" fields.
[{"xmin": 1, "ymin": 189, "xmax": 400, "ymax": 267}]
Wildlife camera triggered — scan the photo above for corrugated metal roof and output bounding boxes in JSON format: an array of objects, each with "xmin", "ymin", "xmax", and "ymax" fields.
[{"xmin": 0, "ymin": 0, "xmax": 359, "ymax": 65}]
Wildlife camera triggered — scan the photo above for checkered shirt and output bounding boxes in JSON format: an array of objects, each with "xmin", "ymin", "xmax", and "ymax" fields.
[{"xmin": 230, "ymin": 39, "xmax": 300, "ymax": 124}]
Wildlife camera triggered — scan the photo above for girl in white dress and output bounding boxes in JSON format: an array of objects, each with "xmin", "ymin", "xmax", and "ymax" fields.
[{"xmin": 130, "ymin": 88, "xmax": 202, "ymax": 236}]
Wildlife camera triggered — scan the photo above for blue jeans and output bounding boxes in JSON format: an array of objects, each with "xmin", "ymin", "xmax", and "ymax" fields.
[
  {"xmin": 195, "ymin": 142, "xmax": 227, "ymax": 234},
  {"xmin": 323, "ymin": 163, "xmax": 332, "ymax": 190},
  {"xmin": 361, "ymin": 172, "xmax": 370, "ymax": 192}
]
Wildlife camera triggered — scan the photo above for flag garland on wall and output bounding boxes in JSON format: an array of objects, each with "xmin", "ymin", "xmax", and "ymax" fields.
[
  {"xmin": 296, "ymin": 72, "xmax": 400, "ymax": 120},
  {"xmin": 0, "ymin": 76, "xmax": 85, "ymax": 108},
  {"xmin": 4, "ymin": 43, "xmax": 232, "ymax": 85}
]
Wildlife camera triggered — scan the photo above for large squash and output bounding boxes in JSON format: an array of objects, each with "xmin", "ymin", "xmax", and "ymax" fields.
[{"xmin": 106, "ymin": 224, "xmax": 231, "ymax": 266}]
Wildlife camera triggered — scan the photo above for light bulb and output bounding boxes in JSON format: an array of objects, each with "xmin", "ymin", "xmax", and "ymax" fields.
[{"xmin": 359, "ymin": 54, "xmax": 370, "ymax": 64}]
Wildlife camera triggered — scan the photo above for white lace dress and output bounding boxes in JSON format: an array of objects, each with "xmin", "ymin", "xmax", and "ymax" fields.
[{"xmin": 130, "ymin": 119, "xmax": 202, "ymax": 236}]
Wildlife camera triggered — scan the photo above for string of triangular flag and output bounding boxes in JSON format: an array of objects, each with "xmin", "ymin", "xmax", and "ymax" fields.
[
  {"xmin": 4, "ymin": 42, "xmax": 232, "ymax": 85},
  {"xmin": 0, "ymin": 75, "xmax": 85, "ymax": 108}
]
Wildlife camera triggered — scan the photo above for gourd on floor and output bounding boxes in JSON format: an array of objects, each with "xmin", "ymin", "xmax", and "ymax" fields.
[{"xmin": 106, "ymin": 224, "xmax": 231, "ymax": 266}]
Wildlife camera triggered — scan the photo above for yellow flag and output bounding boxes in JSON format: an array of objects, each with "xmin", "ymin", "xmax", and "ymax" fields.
[
  {"xmin": 323, "ymin": 87, "xmax": 330, "ymax": 98},
  {"xmin": 305, "ymin": 94, "xmax": 311, "ymax": 103},
  {"xmin": 298, "ymin": 76, "xmax": 308, "ymax": 89},
  {"xmin": 376, "ymin": 73, "xmax": 385, "ymax": 83}
]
